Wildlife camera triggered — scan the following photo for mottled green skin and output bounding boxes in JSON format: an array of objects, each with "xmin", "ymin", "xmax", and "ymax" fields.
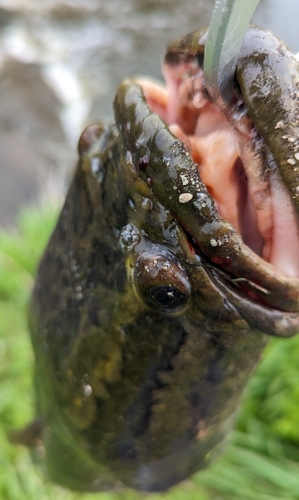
[{"xmin": 28, "ymin": 27, "xmax": 299, "ymax": 492}]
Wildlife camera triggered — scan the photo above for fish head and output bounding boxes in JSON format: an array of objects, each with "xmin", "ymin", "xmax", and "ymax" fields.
[{"xmin": 114, "ymin": 26, "xmax": 299, "ymax": 337}]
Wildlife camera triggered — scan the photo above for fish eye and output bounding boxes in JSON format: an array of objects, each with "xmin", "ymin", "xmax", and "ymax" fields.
[
  {"xmin": 134, "ymin": 250, "xmax": 190, "ymax": 312},
  {"xmin": 145, "ymin": 284, "xmax": 187, "ymax": 311}
]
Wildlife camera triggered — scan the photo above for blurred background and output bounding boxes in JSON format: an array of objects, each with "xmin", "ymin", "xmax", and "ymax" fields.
[
  {"xmin": 1, "ymin": 0, "xmax": 299, "ymax": 228},
  {"xmin": 2, "ymin": 1, "xmax": 299, "ymax": 500}
]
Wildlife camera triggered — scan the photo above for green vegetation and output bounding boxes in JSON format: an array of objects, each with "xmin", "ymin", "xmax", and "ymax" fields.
[{"xmin": 1, "ymin": 202, "xmax": 299, "ymax": 500}]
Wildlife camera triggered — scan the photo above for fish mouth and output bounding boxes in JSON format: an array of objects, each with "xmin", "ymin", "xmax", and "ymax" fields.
[
  {"xmin": 114, "ymin": 28, "xmax": 299, "ymax": 326},
  {"xmin": 138, "ymin": 77, "xmax": 295, "ymax": 273}
]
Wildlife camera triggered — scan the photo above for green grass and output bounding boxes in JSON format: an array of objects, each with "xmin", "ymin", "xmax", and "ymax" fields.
[{"xmin": 1, "ymin": 201, "xmax": 299, "ymax": 499}]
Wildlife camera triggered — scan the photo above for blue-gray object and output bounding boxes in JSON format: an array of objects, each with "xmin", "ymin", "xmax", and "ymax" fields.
[{"xmin": 204, "ymin": 0, "xmax": 260, "ymax": 104}]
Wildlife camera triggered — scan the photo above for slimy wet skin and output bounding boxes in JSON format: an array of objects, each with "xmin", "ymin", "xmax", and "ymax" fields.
[{"xmin": 25, "ymin": 27, "xmax": 299, "ymax": 492}]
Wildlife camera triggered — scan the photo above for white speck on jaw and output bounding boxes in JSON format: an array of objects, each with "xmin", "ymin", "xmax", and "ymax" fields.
[
  {"xmin": 180, "ymin": 174, "xmax": 188, "ymax": 186},
  {"xmin": 275, "ymin": 121, "xmax": 284, "ymax": 129},
  {"xmin": 287, "ymin": 158, "xmax": 296, "ymax": 165},
  {"xmin": 295, "ymin": 153, "xmax": 299, "ymax": 161},
  {"xmin": 210, "ymin": 239, "xmax": 217, "ymax": 247},
  {"xmin": 179, "ymin": 193, "xmax": 193, "ymax": 203},
  {"xmin": 91, "ymin": 157, "xmax": 100, "ymax": 174},
  {"xmin": 83, "ymin": 384, "xmax": 92, "ymax": 397}
]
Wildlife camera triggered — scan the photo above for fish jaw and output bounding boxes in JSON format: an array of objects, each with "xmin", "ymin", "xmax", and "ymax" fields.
[
  {"xmin": 162, "ymin": 27, "xmax": 299, "ymax": 280},
  {"xmin": 114, "ymin": 27, "xmax": 299, "ymax": 323}
]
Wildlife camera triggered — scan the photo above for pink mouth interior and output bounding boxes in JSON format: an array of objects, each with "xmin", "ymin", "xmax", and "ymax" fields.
[{"xmin": 136, "ymin": 70, "xmax": 299, "ymax": 279}]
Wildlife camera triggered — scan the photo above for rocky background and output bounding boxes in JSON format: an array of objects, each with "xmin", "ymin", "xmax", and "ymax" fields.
[{"xmin": 1, "ymin": 0, "xmax": 299, "ymax": 228}]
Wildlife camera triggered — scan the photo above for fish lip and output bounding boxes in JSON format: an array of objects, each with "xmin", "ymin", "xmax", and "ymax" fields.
[
  {"xmin": 207, "ymin": 266, "xmax": 299, "ymax": 337},
  {"xmin": 114, "ymin": 79, "xmax": 299, "ymax": 317},
  {"xmin": 183, "ymin": 226, "xmax": 299, "ymax": 331}
]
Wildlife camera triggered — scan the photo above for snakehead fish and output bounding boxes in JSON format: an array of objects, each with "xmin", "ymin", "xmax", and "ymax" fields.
[{"xmin": 18, "ymin": 26, "xmax": 299, "ymax": 492}]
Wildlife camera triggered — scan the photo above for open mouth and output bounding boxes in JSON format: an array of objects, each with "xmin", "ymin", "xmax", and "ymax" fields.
[
  {"xmin": 114, "ymin": 27, "xmax": 299, "ymax": 321},
  {"xmin": 138, "ymin": 56, "xmax": 299, "ymax": 275},
  {"xmin": 138, "ymin": 72, "xmax": 299, "ymax": 280}
]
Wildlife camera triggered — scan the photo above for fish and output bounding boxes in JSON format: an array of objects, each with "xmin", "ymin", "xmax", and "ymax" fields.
[{"xmin": 19, "ymin": 26, "xmax": 299, "ymax": 492}]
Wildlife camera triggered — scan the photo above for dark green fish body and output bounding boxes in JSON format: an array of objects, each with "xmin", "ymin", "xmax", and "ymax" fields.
[{"xmin": 25, "ymin": 27, "xmax": 299, "ymax": 491}]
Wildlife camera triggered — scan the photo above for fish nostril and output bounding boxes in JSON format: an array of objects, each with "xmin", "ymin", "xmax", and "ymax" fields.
[{"xmin": 138, "ymin": 155, "xmax": 149, "ymax": 172}]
